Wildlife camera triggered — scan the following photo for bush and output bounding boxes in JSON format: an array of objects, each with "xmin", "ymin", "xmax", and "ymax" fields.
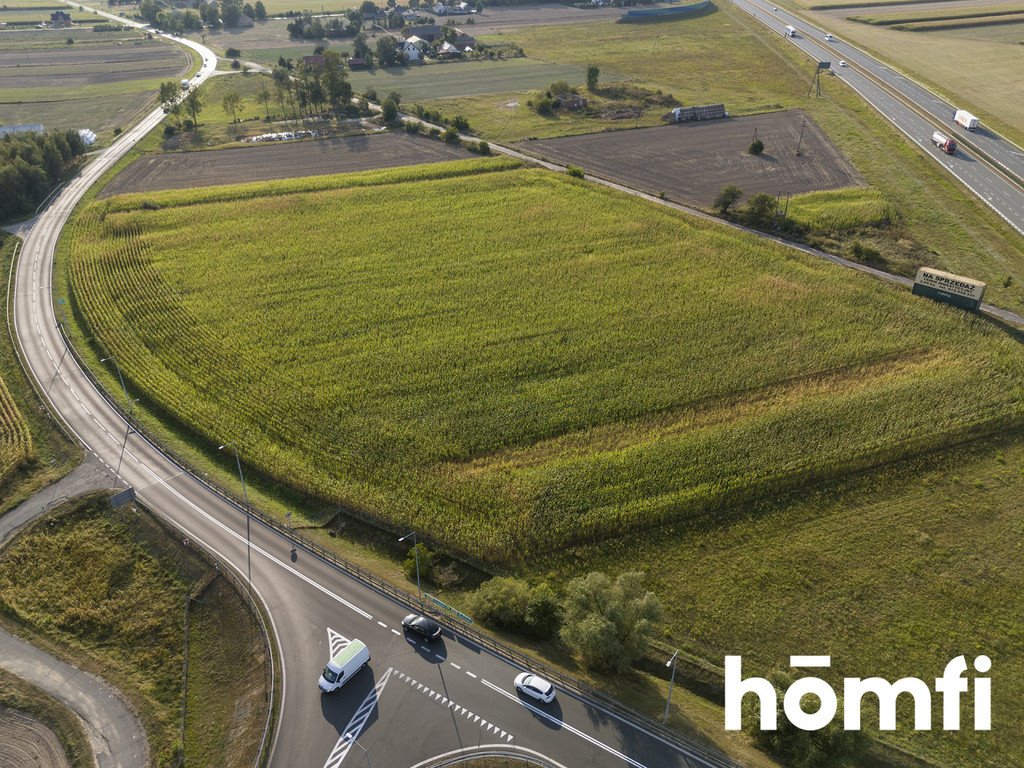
[
  {"xmin": 468, "ymin": 578, "xmax": 558, "ymax": 639},
  {"xmin": 477, "ymin": 140, "xmax": 490, "ymax": 155},
  {"xmin": 365, "ymin": 88, "xmax": 378, "ymax": 102},
  {"xmin": 534, "ymin": 97, "xmax": 554, "ymax": 116},
  {"xmin": 163, "ymin": 124, "xmax": 177, "ymax": 137},
  {"xmin": 450, "ymin": 115, "xmax": 470, "ymax": 133},
  {"xmin": 404, "ymin": 120, "xmax": 422, "ymax": 134},
  {"xmin": 230, "ymin": 59, "xmax": 241, "ymax": 69},
  {"xmin": 745, "ymin": 670, "xmax": 868, "ymax": 768},
  {"xmin": 225, "ymin": 47, "xmax": 241, "ymax": 57},
  {"xmin": 566, "ymin": 165, "xmax": 585, "ymax": 179},
  {"xmin": 112, "ymin": 127, "xmax": 123, "ymax": 136},
  {"xmin": 586, "ymin": 64, "xmax": 599, "ymax": 91},
  {"xmin": 402, "ymin": 543, "xmax": 434, "ymax": 583},
  {"xmin": 748, "ymin": 138, "xmax": 764, "ymax": 155},
  {"xmin": 381, "ymin": 97, "xmax": 399, "ymax": 124},
  {"xmin": 744, "ymin": 192, "xmax": 777, "ymax": 228},
  {"xmin": 559, "ymin": 571, "xmax": 662, "ymax": 673},
  {"xmin": 714, "ymin": 184, "xmax": 743, "ymax": 215},
  {"xmin": 442, "ymin": 126, "xmax": 460, "ymax": 144}
]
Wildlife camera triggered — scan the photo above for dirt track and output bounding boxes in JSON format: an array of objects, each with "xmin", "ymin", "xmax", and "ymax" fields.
[
  {"xmin": 516, "ymin": 109, "xmax": 859, "ymax": 206},
  {"xmin": 100, "ymin": 132, "xmax": 473, "ymax": 197},
  {"xmin": 0, "ymin": 708, "xmax": 71, "ymax": 768}
]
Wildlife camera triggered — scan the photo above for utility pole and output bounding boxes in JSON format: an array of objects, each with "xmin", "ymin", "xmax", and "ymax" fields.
[
  {"xmin": 219, "ymin": 442, "xmax": 252, "ymax": 591},
  {"xmin": 663, "ymin": 650, "xmax": 680, "ymax": 724}
]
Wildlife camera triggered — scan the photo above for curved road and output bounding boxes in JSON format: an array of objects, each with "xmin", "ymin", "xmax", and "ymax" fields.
[
  {"xmin": 14, "ymin": 10, "xmax": 742, "ymax": 768},
  {"xmin": 730, "ymin": 0, "xmax": 1024, "ymax": 236}
]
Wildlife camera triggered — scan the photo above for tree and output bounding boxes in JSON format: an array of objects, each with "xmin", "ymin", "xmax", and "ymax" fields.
[
  {"xmin": 744, "ymin": 192, "xmax": 777, "ymax": 228},
  {"xmin": 256, "ymin": 82, "xmax": 272, "ymax": 118},
  {"xmin": 559, "ymin": 571, "xmax": 662, "ymax": 673},
  {"xmin": 221, "ymin": 0, "xmax": 243, "ymax": 27},
  {"xmin": 468, "ymin": 578, "xmax": 559, "ymax": 639},
  {"xmin": 381, "ymin": 96, "xmax": 399, "ymax": 123},
  {"xmin": 748, "ymin": 138, "xmax": 764, "ymax": 155},
  {"xmin": 222, "ymin": 91, "xmax": 243, "ymax": 122},
  {"xmin": 360, "ymin": 0, "xmax": 377, "ymax": 13},
  {"xmin": 183, "ymin": 89, "xmax": 203, "ymax": 127},
  {"xmin": 253, "ymin": 0, "xmax": 266, "ymax": 19},
  {"xmin": 586, "ymin": 64, "xmax": 599, "ymax": 91},
  {"xmin": 138, "ymin": 0, "xmax": 159, "ymax": 23},
  {"xmin": 714, "ymin": 184, "xmax": 742, "ymax": 215},
  {"xmin": 353, "ymin": 33, "xmax": 371, "ymax": 60},
  {"xmin": 403, "ymin": 543, "xmax": 433, "ymax": 583},
  {"xmin": 376, "ymin": 34, "xmax": 400, "ymax": 67},
  {"xmin": 321, "ymin": 50, "xmax": 352, "ymax": 109},
  {"xmin": 746, "ymin": 671, "xmax": 867, "ymax": 768},
  {"xmin": 206, "ymin": 2, "xmax": 220, "ymax": 28},
  {"xmin": 158, "ymin": 80, "xmax": 179, "ymax": 112},
  {"xmin": 243, "ymin": 2, "xmax": 255, "ymax": 18},
  {"xmin": 475, "ymin": 0, "xmax": 483, "ymax": 11}
]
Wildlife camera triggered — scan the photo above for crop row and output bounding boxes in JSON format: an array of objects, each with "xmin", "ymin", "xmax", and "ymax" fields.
[
  {"xmin": 67, "ymin": 163, "xmax": 1024, "ymax": 564},
  {"xmin": 0, "ymin": 374, "xmax": 33, "ymax": 487}
]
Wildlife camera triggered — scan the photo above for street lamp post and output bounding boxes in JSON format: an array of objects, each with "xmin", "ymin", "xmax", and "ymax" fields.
[
  {"xmin": 219, "ymin": 442, "xmax": 252, "ymax": 590},
  {"xmin": 346, "ymin": 733, "xmax": 370, "ymax": 767},
  {"xmin": 398, "ymin": 530, "xmax": 422, "ymax": 607},
  {"xmin": 100, "ymin": 355, "xmax": 131, "ymax": 412},
  {"xmin": 663, "ymin": 650, "xmax": 680, "ymax": 724}
]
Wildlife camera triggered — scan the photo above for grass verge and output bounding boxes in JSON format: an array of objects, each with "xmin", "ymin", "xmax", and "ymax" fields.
[{"xmin": 0, "ymin": 493, "xmax": 270, "ymax": 768}]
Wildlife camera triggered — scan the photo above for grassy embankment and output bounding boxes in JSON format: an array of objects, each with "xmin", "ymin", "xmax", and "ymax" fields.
[
  {"xmin": 0, "ymin": 668, "xmax": 92, "ymax": 768},
  {"xmin": 0, "ymin": 235, "xmax": 79, "ymax": 513},
  {"xmin": 59, "ymin": 158, "xmax": 1024, "ymax": 763},
  {"xmin": 0, "ymin": 494, "xmax": 269, "ymax": 768}
]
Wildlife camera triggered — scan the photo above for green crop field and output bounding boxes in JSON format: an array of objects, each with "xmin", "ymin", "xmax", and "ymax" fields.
[
  {"xmin": 0, "ymin": 374, "xmax": 32, "ymax": 491},
  {"xmin": 0, "ymin": 29, "xmax": 191, "ymax": 140},
  {"xmin": 65, "ymin": 160, "xmax": 1024, "ymax": 568}
]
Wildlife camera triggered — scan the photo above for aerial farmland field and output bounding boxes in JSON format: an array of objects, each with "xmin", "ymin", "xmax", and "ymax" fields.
[
  {"xmin": 0, "ymin": 28, "xmax": 191, "ymax": 140},
  {"xmin": 65, "ymin": 159, "xmax": 1024, "ymax": 563}
]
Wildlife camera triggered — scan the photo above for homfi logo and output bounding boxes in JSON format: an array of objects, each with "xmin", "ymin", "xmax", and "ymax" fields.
[{"xmin": 725, "ymin": 655, "xmax": 991, "ymax": 732}]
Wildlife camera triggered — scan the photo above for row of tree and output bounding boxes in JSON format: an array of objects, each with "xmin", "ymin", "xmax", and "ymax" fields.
[
  {"xmin": 138, "ymin": 0, "xmax": 266, "ymax": 32},
  {"xmin": 0, "ymin": 130, "xmax": 87, "ymax": 223}
]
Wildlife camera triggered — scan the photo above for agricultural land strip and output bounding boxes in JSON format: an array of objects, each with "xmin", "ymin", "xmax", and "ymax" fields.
[
  {"xmin": 0, "ymin": 29, "xmax": 190, "ymax": 140},
  {"xmin": 66, "ymin": 159, "xmax": 1024, "ymax": 567},
  {"xmin": 517, "ymin": 110, "xmax": 858, "ymax": 206},
  {"xmin": 99, "ymin": 133, "xmax": 472, "ymax": 197}
]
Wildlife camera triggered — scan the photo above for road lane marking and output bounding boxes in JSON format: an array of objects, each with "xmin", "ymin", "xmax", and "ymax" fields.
[
  {"xmin": 450, "ymin": 663, "xmax": 461, "ymax": 670},
  {"xmin": 328, "ymin": 627, "xmax": 351, "ymax": 659},
  {"xmin": 377, "ymin": 621, "xmax": 388, "ymax": 628},
  {"xmin": 390, "ymin": 629, "xmax": 400, "ymax": 636},
  {"xmin": 323, "ymin": 666, "xmax": 393, "ymax": 768},
  {"xmin": 482, "ymin": 679, "xmax": 647, "ymax": 767},
  {"xmin": 396, "ymin": 671, "xmax": 513, "ymax": 742},
  {"xmin": 466, "ymin": 672, "xmax": 477, "ymax": 679}
]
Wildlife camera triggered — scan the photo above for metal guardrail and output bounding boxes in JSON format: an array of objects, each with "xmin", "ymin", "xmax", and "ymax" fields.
[{"xmin": 55, "ymin": 322, "xmax": 742, "ymax": 768}]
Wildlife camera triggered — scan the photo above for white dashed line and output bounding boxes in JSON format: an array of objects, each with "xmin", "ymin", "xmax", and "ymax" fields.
[
  {"xmin": 466, "ymin": 672, "xmax": 477, "ymax": 679},
  {"xmin": 391, "ymin": 629, "xmax": 401, "ymax": 636},
  {"xmin": 377, "ymin": 621, "xmax": 388, "ymax": 628},
  {"xmin": 450, "ymin": 663, "xmax": 461, "ymax": 670}
]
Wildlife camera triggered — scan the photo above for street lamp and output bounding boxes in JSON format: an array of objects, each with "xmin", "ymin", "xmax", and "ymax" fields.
[
  {"xmin": 663, "ymin": 650, "xmax": 679, "ymax": 724},
  {"xmin": 100, "ymin": 355, "xmax": 131, "ymax": 412},
  {"xmin": 219, "ymin": 442, "xmax": 252, "ymax": 590},
  {"xmin": 346, "ymin": 733, "xmax": 370, "ymax": 767},
  {"xmin": 398, "ymin": 530, "xmax": 422, "ymax": 607}
]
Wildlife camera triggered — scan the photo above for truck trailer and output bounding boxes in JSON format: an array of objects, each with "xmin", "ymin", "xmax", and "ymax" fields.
[
  {"xmin": 954, "ymin": 109, "xmax": 979, "ymax": 131},
  {"xmin": 931, "ymin": 131, "xmax": 956, "ymax": 155},
  {"xmin": 784, "ymin": 25, "xmax": 797, "ymax": 36}
]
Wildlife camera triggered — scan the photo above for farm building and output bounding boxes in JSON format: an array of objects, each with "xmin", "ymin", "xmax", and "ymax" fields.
[
  {"xmin": 437, "ymin": 41, "xmax": 462, "ymax": 57},
  {"xmin": 554, "ymin": 93, "xmax": 588, "ymax": 110},
  {"xmin": 348, "ymin": 57, "xmax": 367, "ymax": 68},
  {"xmin": 303, "ymin": 54, "xmax": 324, "ymax": 67}
]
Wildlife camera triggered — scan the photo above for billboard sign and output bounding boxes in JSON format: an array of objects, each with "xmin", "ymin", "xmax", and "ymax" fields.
[{"xmin": 912, "ymin": 267, "xmax": 986, "ymax": 310}]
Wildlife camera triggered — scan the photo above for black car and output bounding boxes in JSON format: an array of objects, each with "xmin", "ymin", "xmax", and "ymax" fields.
[{"xmin": 402, "ymin": 613, "xmax": 442, "ymax": 641}]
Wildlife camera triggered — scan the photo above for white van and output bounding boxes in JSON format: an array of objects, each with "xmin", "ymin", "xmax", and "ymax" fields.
[{"xmin": 318, "ymin": 639, "xmax": 370, "ymax": 693}]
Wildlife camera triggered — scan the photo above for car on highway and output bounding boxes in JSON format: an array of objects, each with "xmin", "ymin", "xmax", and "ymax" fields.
[
  {"xmin": 838, "ymin": 60, "xmax": 848, "ymax": 67},
  {"xmin": 824, "ymin": 32, "xmax": 834, "ymax": 40},
  {"xmin": 402, "ymin": 613, "xmax": 442, "ymax": 641},
  {"xmin": 514, "ymin": 673, "xmax": 556, "ymax": 704}
]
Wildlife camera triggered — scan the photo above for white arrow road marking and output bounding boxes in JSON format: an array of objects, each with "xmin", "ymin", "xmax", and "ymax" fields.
[
  {"xmin": 323, "ymin": 667, "xmax": 393, "ymax": 768},
  {"xmin": 328, "ymin": 628, "xmax": 351, "ymax": 659},
  {"xmin": 395, "ymin": 671, "xmax": 514, "ymax": 742},
  {"xmin": 481, "ymin": 680, "xmax": 647, "ymax": 766}
]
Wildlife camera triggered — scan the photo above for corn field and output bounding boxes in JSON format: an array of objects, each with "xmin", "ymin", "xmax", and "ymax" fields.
[
  {"xmin": 0, "ymin": 374, "xmax": 33, "ymax": 487},
  {"xmin": 66, "ymin": 160, "xmax": 1024, "ymax": 565}
]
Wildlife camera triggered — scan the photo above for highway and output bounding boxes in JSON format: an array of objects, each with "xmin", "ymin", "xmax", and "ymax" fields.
[
  {"xmin": 729, "ymin": 0, "xmax": 1024, "ymax": 237},
  {"xmin": 14, "ymin": 11, "xmax": 742, "ymax": 768}
]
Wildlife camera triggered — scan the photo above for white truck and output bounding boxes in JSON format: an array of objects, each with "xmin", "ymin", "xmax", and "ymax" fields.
[
  {"xmin": 318, "ymin": 639, "xmax": 370, "ymax": 693},
  {"xmin": 953, "ymin": 109, "xmax": 979, "ymax": 131},
  {"xmin": 180, "ymin": 79, "xmax": 190, "ymax": 90},
  {"xmin": 784, "ymin": 25, "xmax": 797, "ymax": 37}
]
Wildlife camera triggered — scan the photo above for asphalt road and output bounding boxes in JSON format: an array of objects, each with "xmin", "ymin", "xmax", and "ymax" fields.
[
  {"xmin": 729, "ymin": 0, "xmax": 1024, "ymax": 237},
  {"xmin": 14, "ymin": 10, "xmax": 741, "ymax": 768}
]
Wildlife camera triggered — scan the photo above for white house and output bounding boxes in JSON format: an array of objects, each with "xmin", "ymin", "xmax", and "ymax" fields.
[{"xmin": 401, "ymin": 39, "xmax": 422, "ymax": 61}]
